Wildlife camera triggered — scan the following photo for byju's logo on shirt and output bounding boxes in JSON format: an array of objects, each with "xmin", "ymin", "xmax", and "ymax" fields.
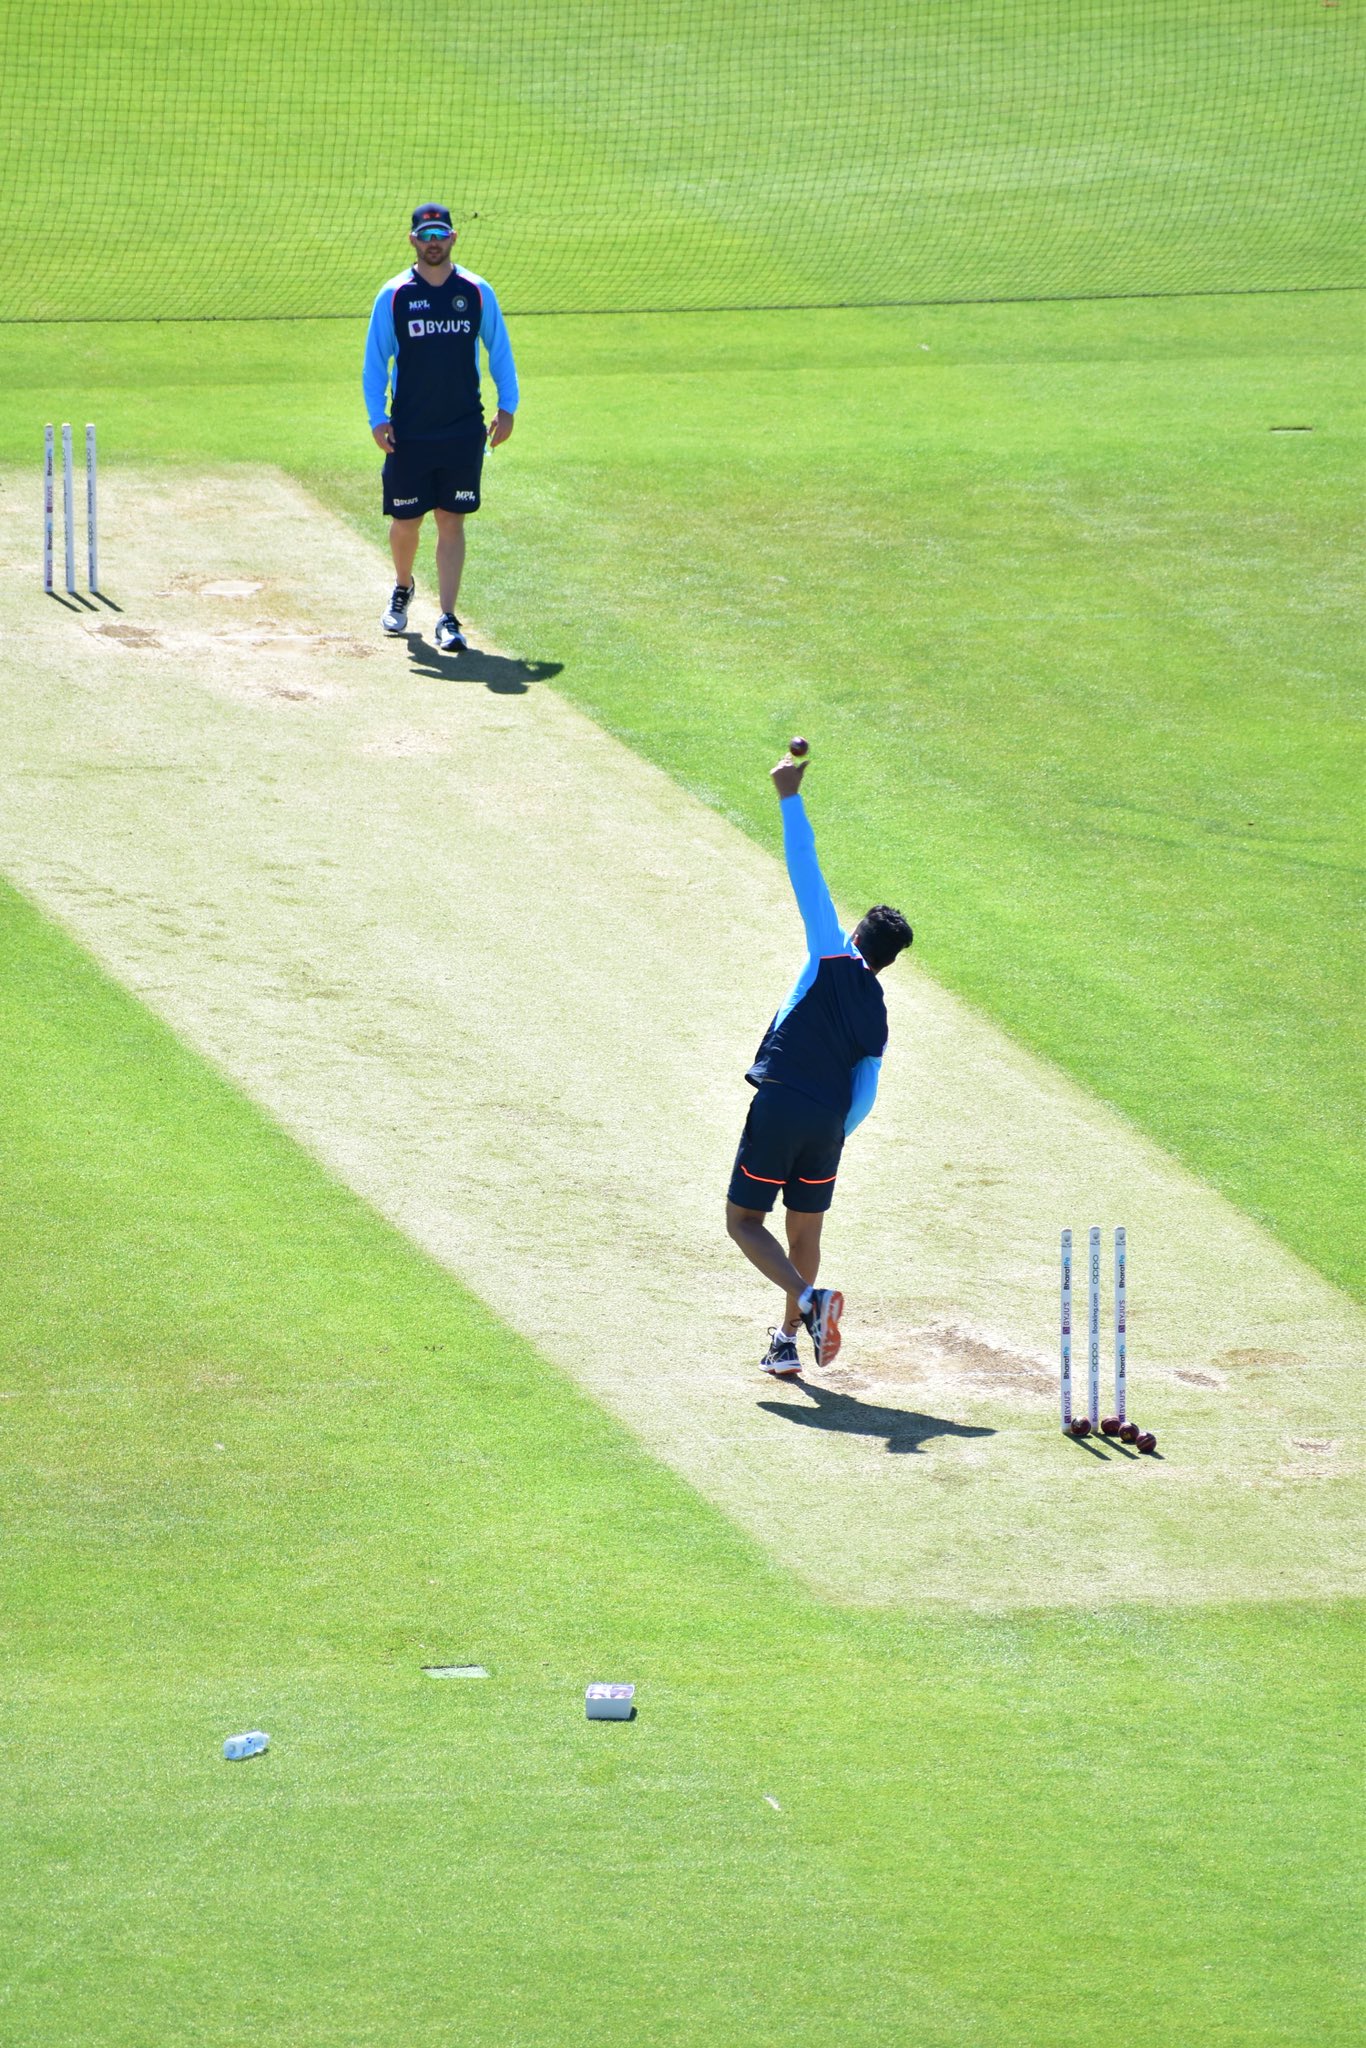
[{"xmin": 407, "ymin": 317, "xmax": 472, "ymax": 338}]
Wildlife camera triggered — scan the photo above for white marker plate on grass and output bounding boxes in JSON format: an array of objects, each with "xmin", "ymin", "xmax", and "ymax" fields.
[
  {"xmin": 423, "ymin": 1664, "xmax": 488, "ymax": 1679},
  {"xmin": 586, "ymin": 1683, "xmax": 635, "ymax": 1720}
]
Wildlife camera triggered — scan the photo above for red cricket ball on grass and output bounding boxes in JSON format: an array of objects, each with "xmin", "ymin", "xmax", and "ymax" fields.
[{"xmin": 789, "ymin": 737, "xmax": 809, "ymax": 758}]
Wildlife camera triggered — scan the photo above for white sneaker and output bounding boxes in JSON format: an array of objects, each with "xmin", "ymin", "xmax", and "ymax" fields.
[
  {"xmin": 760, "ymin": 1328, "xmax": 802, "ymax": 1377},
  {"xmin": 434, "ymin": 612, "xmax": 467, "ymax": 652},
  {"xmin": 382, "ymin": 581, "xmax": 414, "ymax": 634}
]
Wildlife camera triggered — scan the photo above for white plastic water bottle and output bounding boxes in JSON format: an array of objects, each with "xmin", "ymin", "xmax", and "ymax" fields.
[{"xmin": 223, "ymin": 1731, "xmax": 270, "ymax": 1760}]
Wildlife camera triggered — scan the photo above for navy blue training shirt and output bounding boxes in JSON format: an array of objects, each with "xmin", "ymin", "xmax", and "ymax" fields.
[
  {"xmin": 362, "ymin": 264, "xmax": 519, "ymax": 441},
  {"xmin": 746, "ymin": 794, "xmax": 887, "ymax": 1130}
]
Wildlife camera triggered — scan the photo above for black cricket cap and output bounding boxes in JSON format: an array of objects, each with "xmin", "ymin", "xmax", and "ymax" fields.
[{"xmin": 411, "ymin": 203, "xmax": 454, "ymax": 233}]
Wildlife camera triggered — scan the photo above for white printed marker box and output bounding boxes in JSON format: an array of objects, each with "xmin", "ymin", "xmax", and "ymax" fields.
[{"xmin": 585, "ymin": 1683, "xmax": 635, "ymax": 1720}]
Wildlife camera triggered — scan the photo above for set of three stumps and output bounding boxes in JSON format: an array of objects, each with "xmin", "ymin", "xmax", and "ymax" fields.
[
  {"xmin": 1060, "ymin": 1227, "xmax": 1156, "ymax": 1451},
  {"xmin": 43, "ymin": 422, "xmax": 98, "ymax": 596}
]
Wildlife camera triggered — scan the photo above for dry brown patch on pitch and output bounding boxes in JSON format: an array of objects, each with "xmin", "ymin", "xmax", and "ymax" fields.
[
  {"xmin": 850, "ymin": 1317, "xmax": 1054, "ymax": 1406},
  {"xmin": 1280, "ymin": 1436, "xmax": 1346, "ymax": 1472},
  {"xmin": 1270, "ymin": 1437, "xmax": 1353, "ymax": 1485},
  {"xmin": 357, "ymin": 730, "xmax": 454, "ymax": 759},
  {"xmin": 1214, "ymin": 1347, "xmax": 1309, "ymax": 1371},
  {"xmin": 85, "ymin": 615, "xmax": 372, "ymax": 671},
  {"xmin": 88, "ymin": 620, "xmax": 162, "ymax": 648}
]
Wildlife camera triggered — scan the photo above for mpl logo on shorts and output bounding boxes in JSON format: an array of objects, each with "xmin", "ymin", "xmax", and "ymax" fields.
[{"xmin": 450, "ymin": 490, "xmax": 477, "ymax": 502}]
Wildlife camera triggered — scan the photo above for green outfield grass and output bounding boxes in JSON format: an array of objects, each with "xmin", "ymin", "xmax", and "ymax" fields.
[
  {"xmin": 3, "ymin": 1, "xmax": 1359, "ymax": 319},
  {"xmin": 2, "ymin": 7, "xmax": 1362, "ymax": 2031},
  {"xmin": 2, "ymin": 877, "xmax": 1361, "ymax": 2047},
  {"xmin": 2, "ymin": 290, "xmax": 1360, "ymax": 1295}
]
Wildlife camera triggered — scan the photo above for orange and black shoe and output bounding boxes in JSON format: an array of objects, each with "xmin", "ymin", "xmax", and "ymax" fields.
[
  {"xmin": 801, "ymin": 1288, "xmax": 844, "ymax": 1368},
  {"xmin": 761, "ymin": 1328, "xmax": 802, "ymax": 1377}
]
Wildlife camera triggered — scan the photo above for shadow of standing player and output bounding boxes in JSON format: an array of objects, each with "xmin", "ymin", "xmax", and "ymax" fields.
[
  {"xmin": 758, "ymin": 1378, "xmax": 997, "ymax": 1456},
  {"xmin": 401, "ymin": 632, "xmax": 563, "ymax": 694}
]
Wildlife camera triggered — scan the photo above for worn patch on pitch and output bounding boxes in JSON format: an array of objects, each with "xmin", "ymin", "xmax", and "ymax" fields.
[
  {"xmin": 85, "ymin": 612, "xmax": 375, "ymax": 672},
  {"xmin": 1, "ymin": 463, "xmax": 1362, "ymax": 1608}
]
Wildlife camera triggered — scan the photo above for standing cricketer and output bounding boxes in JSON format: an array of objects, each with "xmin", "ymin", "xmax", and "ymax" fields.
[
  {"xmin": 726, "ymin": 741, "xmax": 912, "ymax": 1376},
  {"xmin": 362, "ymin": 202, "xmax": 519, "ymax": 651}
]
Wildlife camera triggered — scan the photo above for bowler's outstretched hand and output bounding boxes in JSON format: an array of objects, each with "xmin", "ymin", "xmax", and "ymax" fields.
[{"xmin": 770, "ymin": 736, "xmax": 809, "ymax": 799}]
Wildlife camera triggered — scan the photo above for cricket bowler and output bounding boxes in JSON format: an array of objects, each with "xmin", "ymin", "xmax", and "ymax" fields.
[{"xmin": 726, "ymin": 740, "xmax": 912, "ymax": 1375}]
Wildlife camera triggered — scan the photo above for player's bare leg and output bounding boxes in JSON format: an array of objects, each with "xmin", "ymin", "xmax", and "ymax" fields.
[
  {"xmin": 726, "ymin": 1202, "xmax": 808, "ymax": 1298},
  {"xmin": 433, "ymin": 508, "xmax": 466, "ymax": 615},
  {"xmin": 727, "ymin": 1201, "xmax": 844, "ymax": 1369},
  {"xmin": 782, "ymin": 1209, "xmax": 824, "ymax": 1336},
  {"xmin": 382, "ymin": 516, "xmax": 423, "ymax": 633},
  {"xmin": 389, "ymin": 514, "xmax": 422, "ymax": 586}
]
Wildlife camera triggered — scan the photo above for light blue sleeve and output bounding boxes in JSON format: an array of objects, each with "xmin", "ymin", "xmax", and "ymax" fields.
[
  {"xmin": 780, "ymin": 793, "xmax": 847, "ymax": 958},
  {"xmin": 845, "ymin": 1056, "xmax": 881, "ymax": 1136},
  {"xmin": 477, "ymin": 278, "xmax": 519, "ymax": 413},
  {"xmin": 363, "ymin": 284, "xmax": 397, "ymax": 428}
]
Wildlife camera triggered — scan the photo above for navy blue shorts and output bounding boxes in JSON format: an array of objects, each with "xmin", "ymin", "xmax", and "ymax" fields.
[
  {"xmin": 727, "ymin": 1084, "xmax": 845, "ymax": 1214},
  {"xmin": 382, "ymin": 428, "xmax": 485, "ymax": 519}
]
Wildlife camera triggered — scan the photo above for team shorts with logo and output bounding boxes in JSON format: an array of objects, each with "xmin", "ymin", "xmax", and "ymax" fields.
[
  {"xmin": 382, "ymin": 427, "xmax": 485, "ymax": 519},
  {"xmin": 727, "ymin": 1083, "xmax": 845, "ymax": 1214}
]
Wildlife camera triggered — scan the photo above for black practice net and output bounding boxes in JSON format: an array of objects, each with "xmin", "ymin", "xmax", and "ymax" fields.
[{"xmin": 2, "ymin": 0, "xmax": 1360, "ymax": 322}]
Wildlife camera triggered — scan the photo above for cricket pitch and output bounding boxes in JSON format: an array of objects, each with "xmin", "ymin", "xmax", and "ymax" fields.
[{"xmin": 1, "ymin": 465, "xmax": 1362, "ymax": 1606}]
